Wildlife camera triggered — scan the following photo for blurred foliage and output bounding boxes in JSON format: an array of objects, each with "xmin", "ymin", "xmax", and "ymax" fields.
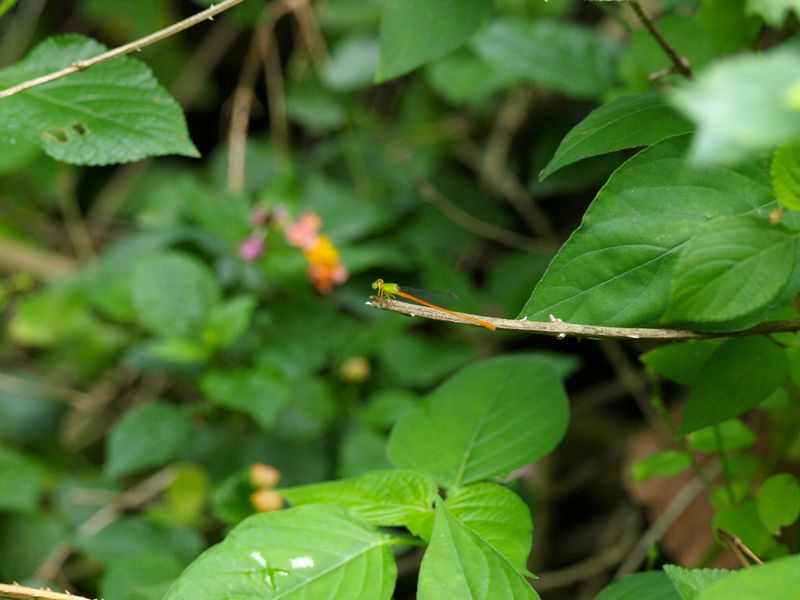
[{"xmin": 1, "ymin": 0, "xmax": 800, "ymax": 599}]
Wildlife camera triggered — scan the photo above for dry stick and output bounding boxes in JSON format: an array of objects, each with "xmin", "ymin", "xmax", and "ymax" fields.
[
  {"xmin": 0, "ymin": 0, "xmax": 247, "ymax": 99},
  {"xmin": 258, "ymin": 21, "xmax": 289, "ymax": 156},
  {"xmin": 367, "ymin": 296, "xmax": 800, "ymax": 341},
  {"xmin": 417, "ymin": 182, "xmax": 547, "ymax": 253},
  {"xmin": 0, "ymin": 238, "xmax": 75, "ymax": 279},
  {"xmin": 630, "ymin": 1, "xmax": 692, "ymax": 78},
  {"xmin": 0, "ymin": 583, "xmax": 95, "ymax": 600}
]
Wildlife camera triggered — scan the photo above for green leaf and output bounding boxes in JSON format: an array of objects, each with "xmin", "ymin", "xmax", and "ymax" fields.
[
  {"xmin": 0, "ymin": 448, "xmax": 42, "ymax": 513},
  {"xmin": 445, "ymin": 483, "xmax": 533, "ymax": 576},
  {"xmin": 201, "ymin": 368, "xmax": 291, "ymax": 430},
  {"xmin": 473, "ymin": 18, "xmax": 618, "ymax": 99},
  {"xmin": 387, "ymin": 356, "xmax": 569, "ymax": 489},
  {"xmin": 0, "ymin": 35, "xmax": 198, "ymax": 165},
  {"xmin": 696, "ymin": 0, "xmax": 761, "ymax": 55},
  {"xmin": 594, "ymin": 572, "xmax": 681, "ymax": 600},
  {"xmin": 671, "ymin": 42, "xmax": 800, "ymax": 164},
  {"xmin": 641, "ymin": 340, "xmax": 725, "ymax": 385},
  {"xmin": 203, "ymin": 294, "xmax": 257, "ymax": 350},
  {"xmin": 164, "ymin": 505, "xmax": 396, "ymax": 600},
  {"xmin": 376, "ymin": 0, "xmax": 492, "ymax": 81},
  {"xmin": 772, "ymin": 140, "xmax": 800, "ymax": 211},
  {"xmin": 0, "ymin": 514, "xmax": 68, "ymax": 580},
  {"xmin": 520, "ymin": 136, "xmax": 777, "ymax": 326},
  {"xmin": 714, "ymin": 501, "xmax": 774, "ymax": 556},
  {"xmin": 540, "ymin": 91, "xmax": 693, "ymax": 180},
  {"xmin": 679, "ymin": 337, "xmax": 787, "ymax": 434},
  {"xmin": 632, "ymin": 450, "xmax": 692, "ymax": 482},
  {"xmin": 687, "ymin": 419, "xmax": 757, "ymax": 453},
  {"xmin": 663, "ymin": 565, "xmax": 732, "ymax": 600},
  {"xmin": 663, "ymin": 216, "xmax": 798, "ymax": 331},
  {"xmin": 697, "ymin": 555, "xmax": 800, "ymax": 600},
  {"xmin": 106, "ymin": 401, "xmax": 193, "ymax": 478},
  {"xmin": 279, "ymin": 469, "xmax": 437, "ymax": 537},
  {"xmin": 101, "ymin": 552, "xmax": 185, "ymax": 600},
  {"xmin": 418, "ymin": 501, "xmax": 538, "ymax": 600},
  {"xmin": 746, "ymin": 0, "xmax": 800, "ymax": 26},
  {"xmin": 131, "ymin": 251, "xmax": 221, "ymax": 340},
  {"xmin": 425, "ymin": 49, "xmax": 517, "ymax": 105},
  {"xmin": 323, "ymin": 35, "xmax": 379, "ymax": 91},
  {"xmin": 756, "ymin": 473, "xmax": 800, "ymax": 534}
]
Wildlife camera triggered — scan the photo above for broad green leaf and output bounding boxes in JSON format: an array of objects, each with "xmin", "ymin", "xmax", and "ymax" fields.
[
  {"xmin": 425, "ymin": 49, "xmax": 517, "ymax": 105},
  {"xmin": 0, "ymin": 447, "xmax": 42, "ymax": 513},
  {"xmin": 101, "ymin": 552, "xmax": 185, "ymax": 600},
  {"xmin": 164, "ymin": 505, "xmax": 396, "ymax": 600},
  {"xmin": 0, "ymin": 35, "xmax": 198, "ymax": 165},
  {"xmin": 756, "ymin": 473, "xmax": 800, "ymax": 534},
  {"xmin": 671, "ymin": 42, "xmax": 800, "ymax": 164},
  {"xmin": 0, "ymin": 514, "xmax": 68, "ymax": 580},
  {"xmin": 106, "ymin": 401, "xmax": 193, "ymax": 478},
  {"xmin": 203, "ymin": 294, "xmax": 257, "ymax": 349},
  {"xmin": 746, "ymin": 0, "xmax": 800, "ymax": 25},
  {"xmin": 418, "ymin": 501, "xmax": 538, "ymax": 600},
  {"xmin": 132, "ymin": 251, "xmax": 221, "ymax": 340},
  {"xmin": 200, "ymin": 368, "xmax": 291, "ymax": 430},
  {"xmin": 714, "ymin": 502, "xmax": 774, "ymax": 556},
  {"xmin": 641, "ymin": 340, "xmax": 725, "ymax": 385},
  {"xmin": 687, "ymin": 419, "xmax": 757, "ymax": 453},
  {"xmin": 663, "ymin": 565, "xmax": 732, "ymax": 600},
  {"xmin": 279, "ymin": 469, "xmax": 437, "ymax": 537},
  {"xmin": 520, "ymin": 136, "xmax": 777, "ymax": 326},
  {"xmin": 323, "ymin": 35, "xmax": 379, "ymax": 91},
  {"xmin": 772, "ymin": 140, "xmax": 800, "ymax": 211},
  {"xmin": 632, "ymin": 450, "xmax": 692, "ymax": 482},
  {"xmin": 697, "ymin": 555, "xmax": 800, "ymax": 600},
  {"xmin": 75, "ymin": 516, "xmax": 203, "ymax": 565},
  {"xmin": 387, "ymin": 356, "xmax": 569, "ymax": 489},
  {"xmin": 679, "ymin": 337, "xmax": 787, "ymax": 434},
  {"xmin": 595, "ymin": 572, "xmax": 680, "ymax": 600},
  {"xmin": 663, "ymin": 216, "xmax": 798, "ymax": 331},
  {"xmin": 376, "ymin": 0, "xmax": 492, "ymax": 81},
  {"xmin": 540, "ymin": 91, "xmax": 693, "ymax": 180},
  {"xmin": 696, "ymin": 0, "xmax": 761, "ymax": 55},
  {"xmin": 473, "ymin": 18, "xmax": 618, "ymax": 99},
  {"xmin": 445, "ymin": 483, "xmax": 533, "ymax": 575}
]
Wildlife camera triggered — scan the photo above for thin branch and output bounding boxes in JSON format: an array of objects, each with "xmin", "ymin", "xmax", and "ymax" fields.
[
  {"xmin": 0, "ymin": 238, "xmax": 75, "ymax": 279},
  {"xmin": 0, "ymin": 583, "xmax": 95, "ymax": 600},
  {"xmin": 367, "ymin": 296, "xmax": 800, "ymax": 341},
  {"xmin": 0, "ymin": 0, "xmax": 246, "ymax": 99},
  {"xmin": 630, "ymin": 1, "xmax": 692, "ymax": 78},
  {"xmin": 417, "ymin": 182, "xmax": 547, "ymax": 253}
]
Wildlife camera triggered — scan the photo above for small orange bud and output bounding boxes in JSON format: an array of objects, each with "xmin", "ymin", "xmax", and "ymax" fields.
[
  {"xmin": 249, "ymin": 463, "xmax": 281, "ymax": 489},
  {"xmin": 251, "ymin": 489, "xmax": 284, "ymax": 512},
  {"xmin": 770, "ymin": 207, "xmax": 784, "ymax": 225}
]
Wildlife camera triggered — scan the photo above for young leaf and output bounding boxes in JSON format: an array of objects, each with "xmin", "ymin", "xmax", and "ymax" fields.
[
  {"xmin": 164, "ymin": 505, "xmax": 396, "ymax": 600},
  {"xmin": 520, "ymin": 136, "xmax": 777, "ymax": 326},
  {"xmin": 640, "ymin": 340, "xmax": 725, "ymax": 385},
  {"xmin": 105, "ymin": 401, "xmax": 193, "ymax": 478},
  {"xmin": 279, "ymin": 469, "xmax": 437, "ymax": 537},
  {"xmin": 445, "ymin": 483, "xmax": 533, "ymax": 576},
  {"xmin": 679, "ymin": 337, "xmax": 787, "ymax": 434},
  {"xmin": 131, "ymin": 251, "xmax": 221, "ymax": 341},
  {"xmin": 756, "ymin": 473, "xmax": 800, "ymax": 535},
  {"xmin": 0, "ymin": 35, "xmax": 199, "ymax": 165},
  {"xmin": 671, "ymin": 42, "xmax": 800, "ymax": 164},
  {"xmin": 473, "ymin": 18, "xmax": 619, "ymax": 100},
  {"xmin": 376, "ymin": 0, "xmax": 492, "ymax": 81},
  {"xmin": 696, "ymin": 555, "xmax": 800, "ymax": 600},
  {"xmin": 594, "ymin": 572, "xmax": 680, "ymax": 600},
  {"xmin": 540, "ymin": 91, "xmax": 693, "ymax": 181},
  {"xmin": 0, "ymin": 448, "xmax": 42, "ymax": 513},
  {"xmin": 387, "ymin": 356, "xmax": 569, "ymax": 489},
  {"xmin": 632, "ymin": 450, "xmax": 692, "ymax": 482},
  {"xmin": 686, "ymin": 419, "xmax": 756, "ymax": 453},
  {"xmin": 663, "ymin": 216, "xmax": 798, "ymax": 331},
  {"xmin": 662, "ymin": 565, "xmax": 732, "ymax": 600},
  {"xmin": 418, "ymin": 501, "xmax": 538, "ymax": 600},
  {"xmin": 771, "ymin": 140, "xmax": 800, "ymax": 211}
]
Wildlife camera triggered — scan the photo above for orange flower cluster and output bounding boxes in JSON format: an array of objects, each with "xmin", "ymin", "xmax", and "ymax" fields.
[{"xmin": 285, "ymin": 212, "xmax": 348, "ymax": 294}]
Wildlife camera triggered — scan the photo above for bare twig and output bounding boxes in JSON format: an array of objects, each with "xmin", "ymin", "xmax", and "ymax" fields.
[
  {"xmin": 630, "ymin": 1, "xmax": 692, "ymax": 78},
  {"xmin": 257, "ymin": 20, "xmax": 289, "ymax": 156},
  {"xmin": 0, "ymin": 583, "xmax": 95, "ymax": 600},
  {"xmin": 417, "ymin": 182, "xmax": 547, "ymax": 253},
  {"xmin": 367, "ymin": 296, "xmax": 800, "ymax": 341},
  {"xmin": 0, "ymin": 0, "xmax": 247, "ymax": 99},
  {"xmin": 0, "ymin": 238, "xmax": 75, "ymax": 279},
  {"xmin": 56, "ymin": 168, "xmax": 95, "ymax": 261}
]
